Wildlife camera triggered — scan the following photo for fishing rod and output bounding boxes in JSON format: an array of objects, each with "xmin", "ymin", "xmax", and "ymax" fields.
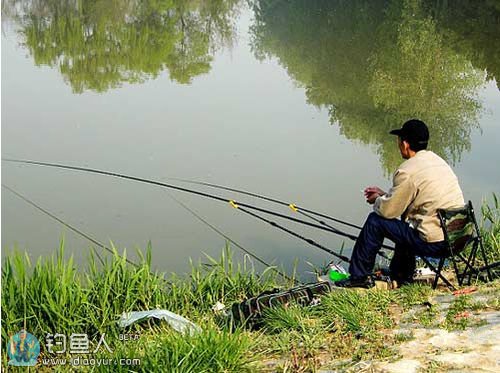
[
  {"xmin": 172, "ymin": 177, "xmax": 363, "ymax": 231},
  {"xmin": 2, "ymin": 159, "xmax": 343, "ymax": 234},
  {"xmin": 173, "ymin": 178, "xmax": 394, "ymax": 260},
  {"xmin": 167, "ymin": 194, "xmax": 301, "ymax": 284},
  {"xmin": 3, "ymin": 183, "xmax": 296, "ymax": 285},
  {"xmin": 3, "ymin": 158, "xmax": 357, "ymax": 263},
  {"xmin": 229, "ymin": 200, "xmax": 350, "ymax": 262}
]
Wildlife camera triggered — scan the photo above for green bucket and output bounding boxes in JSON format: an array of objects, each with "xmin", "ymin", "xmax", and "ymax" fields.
[{"xmin": 328, "ymin": 269, "xmax": 350, "ymax": 282}]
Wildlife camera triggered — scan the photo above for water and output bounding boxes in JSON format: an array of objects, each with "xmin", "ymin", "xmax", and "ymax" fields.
[{"xmin": 2, "ymin": 0, "xmax": 500, "ymax": 277}]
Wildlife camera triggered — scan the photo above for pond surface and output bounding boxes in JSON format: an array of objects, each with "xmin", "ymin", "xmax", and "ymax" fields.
[{"xmin": 2, "ymin": 0, "xmax": 500, "ymax": 278}]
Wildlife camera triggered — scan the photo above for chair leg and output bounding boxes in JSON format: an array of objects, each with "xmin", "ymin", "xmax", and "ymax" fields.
[
  {"xmin": 456, "ymin": 253, "xmax": 473, "ymax": 286},
  {"xmin": 432, "ymin": 258, "xmax": 442, "ymax": 289},
  {"xmin": 429, "ymin": 258, "xmax": 455, "ymax": 290},
  {"xmin": 478, "ymin": 238, "xmax": 493, "ymax": 282},
  {"xmin": 458, "ymin": 242, "xmax": 478, "ymax": 286},
  {"xmin": 419, "ymin": 258, "xmax": 456, "ymax": 290},
  {"xmin": 468, "ymin": 243, "xmax": 479, "ymax": 285},
  {"xmin": 451, "ymin": 254, "xmax": 462, "ymax": 286},
  {"xmin": 439, "ymin": 275, "xmax": 456, "ymax": 290}
]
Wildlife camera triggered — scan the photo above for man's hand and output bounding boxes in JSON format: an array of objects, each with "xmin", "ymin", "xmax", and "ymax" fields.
[{"xmin": 364, "ymin": 186, "xmax": 386, "ymax": 204}]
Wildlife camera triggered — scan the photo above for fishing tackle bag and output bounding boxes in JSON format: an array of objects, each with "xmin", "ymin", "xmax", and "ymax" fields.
[{"xmin": 230, "ymin": 282, "xmax": 331, "ymax": 328}]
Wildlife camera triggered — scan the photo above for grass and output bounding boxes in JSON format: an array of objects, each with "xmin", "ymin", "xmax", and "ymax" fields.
[
  {"xmin": 480, "ymin": 193, "xmax": 500, "ymax": 266},
  {"xmin": 414, "ymin": 303, "xmax": 441, "ymax": 328},
  {"xmin": 1, "ymin": 243, "xmax": 281, "ymax": 371},
  {"xmin": 2, "ymin": 246, "xmax": 498, "ymax": 372},
  {"xmin": 97, "ymin": 327, "xmax": 256, "ymax": 373},
  {"xmin": 420, "ymin": 360, "xmax": 451, "ymax": 373},
  {"xmin": 261, "ymin": 304, "xmax": 311, "ymax": 334},
  {"xmin": 2, "ymin": 197, "xmax": 500, "ymax": 371},
  {"xmin": 394, "ymin": 330, "xmax": 414, "ymax": 342},
  {"xmin": 2, "ymin": 243, "xmax": 408, "ymax": 371},
  {"xmin": 2, "ymin": 240, "xmax": 172, "ymax": 343},
  {"xmin": 395, "ymin": 283, "xmax": 433, "ymax": 310},
  {"xmin": 319, "ymin": 289, "xmax": 394, "ymax": 337},
  {"xmin": 443, "ymin": 295, "xmax": 488, "ymax": 330}
]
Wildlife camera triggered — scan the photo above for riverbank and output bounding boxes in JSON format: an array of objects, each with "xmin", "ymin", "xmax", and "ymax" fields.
[
  {"xmin": 2, "ymin": 247, "xmax": 499, "ymax": 372},
  {"xmin": 2, "ymin": 197, "xmax": 499, "ymax": 372}
]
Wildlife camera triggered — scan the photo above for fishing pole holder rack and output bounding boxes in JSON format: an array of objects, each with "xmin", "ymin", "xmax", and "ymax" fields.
[{"xmin": 230, "ymin": 282, "xmax": 332, "ymax": 329}]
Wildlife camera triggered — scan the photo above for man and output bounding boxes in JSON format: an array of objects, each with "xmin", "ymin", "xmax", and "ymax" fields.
[{"xmin": 340, "ymin": 119, "xmax": 465, "ymax": 288}]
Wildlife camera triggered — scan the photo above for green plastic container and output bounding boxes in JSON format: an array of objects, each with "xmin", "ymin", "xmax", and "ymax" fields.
[{"xmin": 328, "ymin": 269, "xmax": 350, "ymax": 282}]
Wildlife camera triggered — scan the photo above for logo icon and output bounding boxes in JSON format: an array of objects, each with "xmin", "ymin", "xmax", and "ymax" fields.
[{"xmin": 8, "ymin": 330, "xmax": 40, "ymax": 366}]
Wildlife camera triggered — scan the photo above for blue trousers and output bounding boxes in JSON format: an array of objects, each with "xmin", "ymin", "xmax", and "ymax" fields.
[{"xmin": 349, "ymin": 212, "xmax": 447, "ymax": 281}]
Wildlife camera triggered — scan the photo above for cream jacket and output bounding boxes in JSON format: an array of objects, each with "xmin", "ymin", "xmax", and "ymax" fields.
[{"xmin": 374, "ymin": 150, "xmax": 464, "ymax": 242}]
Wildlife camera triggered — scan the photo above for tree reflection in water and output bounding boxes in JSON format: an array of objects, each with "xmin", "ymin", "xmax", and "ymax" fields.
[
  {"xmin": 3, "ymin": 0, "xmax": 240, "ymax": 92},
  {"xmin": 4, "ymin": 0, "xmax": 499, "ymax": 173},
  {"xmin": 250, "ymin": 0, "xmax": 499, "ymax": 173}
]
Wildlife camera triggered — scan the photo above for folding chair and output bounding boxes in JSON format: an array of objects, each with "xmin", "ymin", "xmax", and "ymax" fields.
[{"xmin": 420, "ymin": 201, "xmax": 493, "ymax": 290}]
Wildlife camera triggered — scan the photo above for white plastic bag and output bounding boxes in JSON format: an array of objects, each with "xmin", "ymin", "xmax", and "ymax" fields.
[{"xmin": 118, "ymin": 309, "xmax": 201, "ymax": 336}]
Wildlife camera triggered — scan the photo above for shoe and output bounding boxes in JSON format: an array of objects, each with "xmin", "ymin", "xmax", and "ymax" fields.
[{"xmin": 334, "ymin": 276, "xmax": 375, "ymax": 289}]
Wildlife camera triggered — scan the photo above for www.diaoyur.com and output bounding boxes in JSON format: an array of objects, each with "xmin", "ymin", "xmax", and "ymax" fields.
[{"xmin": 41, "ymin": 357, "xmax": 141, "ymax": 366}]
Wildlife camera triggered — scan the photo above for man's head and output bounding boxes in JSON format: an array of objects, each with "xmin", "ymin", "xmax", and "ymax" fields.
[{"xmin": 390, "ymin": 119, "xmax": 429, "ymax": 159}]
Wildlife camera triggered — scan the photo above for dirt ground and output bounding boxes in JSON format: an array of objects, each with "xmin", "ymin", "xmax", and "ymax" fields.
[{"xmin": 347, "ymin": 286, "xmax": 500, "ymax": 373}]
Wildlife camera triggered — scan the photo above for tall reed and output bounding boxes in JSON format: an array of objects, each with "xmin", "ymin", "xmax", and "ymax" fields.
[
  {"xmin": 480, "ymin": 193, "xmax": 500, "ymax": 265},
  {"xmin": 2, "ymin": 242, "xmax": 283, "ymax": 347}
]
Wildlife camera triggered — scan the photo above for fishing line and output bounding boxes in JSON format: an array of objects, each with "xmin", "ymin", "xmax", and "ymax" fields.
[
  {"xmin": 295, "ymin": 208, "xmax": 391, "ymax": 260},
  {"xmin": 2, "ymin": 183, "xmax": 120, "ymax": 267},
  {"xmin": 3, "ymin": 158, "xmax": 395, "ymax": 264},
  {"xmin": 177, "ymin": 178, "xmax": 393, "ymax": 259},
  {"xmin": 3, "ymin": 183, "xmax": 295, "ymax": 285},
  {"xmin": 231, "ymin": 202, "xmax": 351, "ymax": 263},
  {"xmin": 172, "ymin": 177, "xmax": 363, "ymax": 230},
  {"xmin": 2, "ymin": 159, "xmax": 364, "ymax": 254},
  {"xmin": 167, "ymin": 194, "xmax": 301, "ymax": 284}
]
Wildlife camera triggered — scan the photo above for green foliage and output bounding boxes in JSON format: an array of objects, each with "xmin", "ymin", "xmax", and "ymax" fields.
[
  {"xmin": 261, "ymin": 305, "xmax": 307, "ymax": 334},
  {"xmin": 368, "ymin": 0, "xmax": 484, "ymax": 169},
  {"xmin": 97, "ymin": 327, "xmax": 257, "ymax": 372},
  {"xmin": 414, "ymin": 304, "xmax": 440, "ymax": 328},
  {"xmin": 1, "ymin": 242, "xmax": 171, "ymax": 342},
  {"xmin": 395, "ymin": 283, "xmax": 433, "ymax": 310},
  {"xmin": 424, "ymin": 360, "xmax": 450, "ymax": 373},
  {"xmin": 5, "ymin": 0, "xmax": 239, "ymax": 92},
  {"xmin": 394, "ymin": 330, "xmax": 414, "ymax": 342},
  {"xmin": 258, "ymin": 298, "xmax": 393, "ymax": 369},
  {"xmin": 1, "ymin": 243, "xmax": 279, "ymax": 370},
  {"xmin": 481, "ymin": 193, "xmax": 500, "ymax": 266},
  {"xmin": 421, "ymin": 0, "xmax": 500, "ymax": 90},
  {"xmin": 444, "ymin": 295, "xmax": 472, "ymax": 330},
  {"xmin": 250, "ymin": 0, "xmax": 496, "ymax": 174},
  {"xmin": 319, "ymin": 289, "xmax": 394, "ymax": 337},
  {"xmin": 2, "ymin": 233, "xmax": 499, "ymax": 370},
  {"xmin": 258, "ymin": 306, "xmax": 328, "ymax": 371},
  {"xmin": 183, "ymin": 245, "xmax": 282, "ymax": 315},
  {"xmin": 444, "ymin": 295, "xmax": 487, "ymax": 330}
]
